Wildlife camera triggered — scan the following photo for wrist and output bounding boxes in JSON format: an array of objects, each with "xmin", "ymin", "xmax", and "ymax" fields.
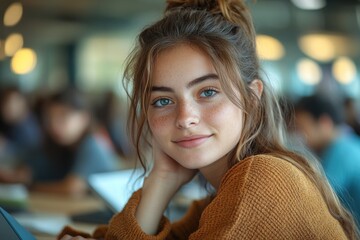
[
  {"xmin": 144, "ymin": 171, "xmax": 184, "ymax": 193},
  {"xmin": 135, "ymin": 171, "xmax": 180, "ymax": 235}
]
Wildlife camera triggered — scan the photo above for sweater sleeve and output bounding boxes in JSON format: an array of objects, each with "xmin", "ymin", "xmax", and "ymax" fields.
[
  {"xmin": 104, "ymin": 189, "xmax": 210, "ymax": 240},
  {"xmin": 167, "ymin": 197, "xmax": 210, "ymax": 239}
]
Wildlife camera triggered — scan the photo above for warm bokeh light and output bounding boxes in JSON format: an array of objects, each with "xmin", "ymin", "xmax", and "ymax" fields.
[
  {"xmin": 296, "ymin": 58, "xmax": 322, "ymax": 85},
  {"xmin": 11, "ymin": 48, "xmax": 37, "ymax": 74},
  {"xmin": 291, "ymin": 0, "xmax": 326, "ymax": 10},
  {"xmin": 299, "ymin": 33, "xmax": 351, "ymax": 62},
  {"xmin": 4, "ymin": 33, "xmax": 24, "ymax": 56},
  {"xmin": 256, "ymin": 35, "xmax": 285, "ymax": 61},
  {"xmin": 332, "ymin": 57, "xmax": 357, "ymax": 84},
  {"xmin": 3, "ymin": 2, "xmax": 23, "ymax": 27}
]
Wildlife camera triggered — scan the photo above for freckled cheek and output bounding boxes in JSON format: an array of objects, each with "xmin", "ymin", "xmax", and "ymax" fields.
[
  {"xmin": 202, "ymin": 102, "xmax": 243, "ymax": 127},
  {"xmin": 148, "ymin": 113, "xmax": 173, "ymax": 136}
]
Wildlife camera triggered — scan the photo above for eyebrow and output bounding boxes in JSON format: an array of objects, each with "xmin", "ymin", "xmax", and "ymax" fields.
[{"xmin": 151, "ymin": 73, "xmax": 219, "ymax": 92}]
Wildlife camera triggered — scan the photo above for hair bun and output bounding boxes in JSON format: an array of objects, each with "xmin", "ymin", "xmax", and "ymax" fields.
[{"xmin": 165, "ymin": 0, "xmax": 255, "ymax": 38}]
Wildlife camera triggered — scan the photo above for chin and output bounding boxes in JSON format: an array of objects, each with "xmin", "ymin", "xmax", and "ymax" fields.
[{"xmin": 174, "ymin": 155, "xmax": 213, "ymax": 170}]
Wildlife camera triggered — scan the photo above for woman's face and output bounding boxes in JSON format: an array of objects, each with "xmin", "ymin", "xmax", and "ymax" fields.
[
  {"xmin": 46, "ymin": 104, "xmax": 89, "ymax": 146},
  {"xmin": 147, "ymin": 44, "xmax": 244, "ymax": 171},
  {"xmin": 1, "ymin": 92, "xmax": 27, "ymax": 124}
]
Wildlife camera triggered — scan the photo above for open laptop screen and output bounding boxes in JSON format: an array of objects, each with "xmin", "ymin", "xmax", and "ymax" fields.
[
  {"xmin": 87, "ymin": 168, "xmax": 144, "ymax": 213},
  {"xmin": 85, "ymin": 169, "xmax": 209, "ymax": 223}
]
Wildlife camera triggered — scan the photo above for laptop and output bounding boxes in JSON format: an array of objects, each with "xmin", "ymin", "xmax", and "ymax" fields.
[
  {"xmin": 71, "ymin": 168, "xmax": 144, "ymax": 224},
  {"xmin": 71, "ymin": 168, "xmax": 209, "ymax": 224},
  {"xmin": 72, "ymin": 169, "xmax": 208, "ymax": 224},
  {"xmin": 0, "ymin": 207, "xmax": 36, "ymax": 240},
  {"xmin": 89, "ymin": 168, "xmax": 144, "ymax": 212}
]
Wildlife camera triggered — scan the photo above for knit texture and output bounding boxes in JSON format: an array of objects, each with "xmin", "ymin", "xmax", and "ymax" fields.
[{"xmin": 58, "ymin": 154, "xmax": 347, "ymax": 239}]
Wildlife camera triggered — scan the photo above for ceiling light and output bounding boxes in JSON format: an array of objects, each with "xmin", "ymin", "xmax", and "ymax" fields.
[
  {"xmin": 3, "ymin": 2, "xmax": 23, "ymax": 27},
  {"xmin": 296, "ymin": 58, "xmax": 322, "ymax": 85},
  {"xmin": 11, "ymin": 48, "xmax": 37, "ymax": 74},
  {"xmin": 4, "ymin": 33, "xmax": 24, "ymax": 56},
  {"xmin": 332, "ymin": 57, "xmax": 357, "ymax": 84},
  {"xmin": 291, "ymin": 0, "xmax": 326, "ymax": 10},
  {"xmin": 298, "ymin": 33, "xmax": 350, "ymax": 62},
  {"xmin": 256, "ymin": 35, "xmax": 285, "ymax": 61}
]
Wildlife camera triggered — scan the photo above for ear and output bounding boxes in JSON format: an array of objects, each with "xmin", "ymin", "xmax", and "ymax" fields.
[{"xmin": 249, "ymin": 79, "xmax": 263, "ymax": 99}]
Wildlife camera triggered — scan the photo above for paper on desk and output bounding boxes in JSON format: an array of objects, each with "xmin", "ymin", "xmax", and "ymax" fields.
[
  {"xmin": 0, "ymin": 183, "xmax": 28, "ymax": 209},
  {"xmin": 13, "ymin": 212, "xmax": 70, "ymax": 236}
]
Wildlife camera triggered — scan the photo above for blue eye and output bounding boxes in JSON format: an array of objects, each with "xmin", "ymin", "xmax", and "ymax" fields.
[
  {"xmin": 200, "ymin": 89, "xmax": 217, "ymax": 98},
  {"xmin": 152, "ymin": 98, "xmax": 173, "ymax": 107}
]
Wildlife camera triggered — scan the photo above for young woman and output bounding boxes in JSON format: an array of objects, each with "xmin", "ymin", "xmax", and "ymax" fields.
[{"xmin": 60, "ymin": 0, "xmax": 358, "ymax": 238}]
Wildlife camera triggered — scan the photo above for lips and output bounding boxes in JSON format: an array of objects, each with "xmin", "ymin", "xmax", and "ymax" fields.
[{"xmin": 172, "ymin": 134, "xmax": 213, "ymax": 148}]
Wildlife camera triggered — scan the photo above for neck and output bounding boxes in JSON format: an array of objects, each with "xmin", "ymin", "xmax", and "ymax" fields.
[
  {"xmin": 317, "ymin": 128, "xmax": 340, "ymax": 155},
  {"xmin": 327, "ymin": 127, "xmax": 340, "ymax": 145},
  {"xmin": 199, "ymin": 155, "xmax": 229, "ymax": 190}
]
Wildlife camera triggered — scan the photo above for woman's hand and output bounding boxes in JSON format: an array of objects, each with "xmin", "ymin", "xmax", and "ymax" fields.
[
  {"xmin": 135, "ymin": 140, "xmax": 197, "ymax": 235},
  {"xmin": 150, "ymin": 140, "xmax": 198, "ymax": 187}
]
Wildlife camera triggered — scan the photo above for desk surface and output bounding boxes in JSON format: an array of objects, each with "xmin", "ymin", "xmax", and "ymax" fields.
[
  {"xmin": 29, "ymin": 192, "xmax": 104, "ymax": 215},
  {"xmin": 26, "ymin": 192, "xmax": 106, "ymax": 240}
]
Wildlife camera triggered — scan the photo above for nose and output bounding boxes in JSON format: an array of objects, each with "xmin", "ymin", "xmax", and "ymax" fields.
[{"xmin": 176, "ymin": 101, "xmax": 200, "ymax": 129}]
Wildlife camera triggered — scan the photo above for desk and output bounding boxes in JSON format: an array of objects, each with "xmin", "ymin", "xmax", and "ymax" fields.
[{"xmin": 25, "ymin": 192, "xmax": 106, "ymax": 240}]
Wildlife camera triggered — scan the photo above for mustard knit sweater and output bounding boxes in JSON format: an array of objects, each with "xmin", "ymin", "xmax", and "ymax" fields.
[{"xmin": 59, "ymin": 155, "xmax": 347, "ymax": 239}]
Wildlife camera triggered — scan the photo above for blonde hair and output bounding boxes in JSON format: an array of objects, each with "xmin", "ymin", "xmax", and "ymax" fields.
[{"xmin": 123, "ymin": 0, "xmax": 359, "ymax": 238}]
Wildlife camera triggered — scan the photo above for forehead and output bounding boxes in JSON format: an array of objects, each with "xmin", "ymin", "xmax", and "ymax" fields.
[{"xmin": 152, "ymin": 43, "xmax": 216, "ymax": 86}]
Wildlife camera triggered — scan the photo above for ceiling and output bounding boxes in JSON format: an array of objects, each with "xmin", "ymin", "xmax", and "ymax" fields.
[
  {"xmin": 0, "ymin": 0, "xmax": 165, "ymax": 47},
  {"xmin": 1, "ymin": 0, "xmax": 360, "ymax": 48}
]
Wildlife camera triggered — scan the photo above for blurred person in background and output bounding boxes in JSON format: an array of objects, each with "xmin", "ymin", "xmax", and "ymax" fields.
[
  {"xmin": 0, "ymin": 86, "xmax": 42, "ymax": 184},
  {"xmin": 0, "ymin": 86, "xmax": 42, "ymax": 154},
  {"xmin": 294, "ymin": 94, "xmax": 360, "ymax": 225},
  {"xmin": 1, "ymin": 88, "xmax": 119, "ymax": 197},
  {"xmin": 344, "ymin": 97, "xmax": 360, "ymax": 137},
  {"xmin": 27, "ymin": 88, "xmax": 119, "ymax": 197},
  {"xmin": 97, "ymin": 90, "xmax": 134, "ymax": 159}
]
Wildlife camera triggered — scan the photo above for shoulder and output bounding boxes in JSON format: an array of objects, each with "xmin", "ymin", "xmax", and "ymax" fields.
[
  {"xmin": 80, "ymin": 134, "xmax": 101, "ymax": 148},
  {"xmin": 79, "ymin": 134, "xmax": 112, "ymax": 154},
  {"xmin": 217, "ymin": 154, "xmax": 322, "ymax": 209},
  {"xmin": 324, "ymin": 134, "xmax": 360, "ymax": 166},
  {"xmin": 329, "ymin": 133, "xmax": 360, "ymax": 153},
  {"xmin": 220, "ymin": 154, "xmax": 307, "ymax": 190},
  {"xmin": 198, "ymin": 155, "xmax": 346, "ymax": 239},
  {"xmin": 76, "ymin": 134, "xmax": 116, "ymax": 165}
]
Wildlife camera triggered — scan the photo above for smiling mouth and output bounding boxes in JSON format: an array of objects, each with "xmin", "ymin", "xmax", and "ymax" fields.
[{"xmin": 172, "ymin": 135, "xmax": 213, "ymax": 148}]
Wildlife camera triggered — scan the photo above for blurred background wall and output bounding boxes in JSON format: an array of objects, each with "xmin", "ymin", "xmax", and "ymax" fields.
[{"xmin": 0, "ymin": 0, "xmax": 359, "ymax": 105}]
